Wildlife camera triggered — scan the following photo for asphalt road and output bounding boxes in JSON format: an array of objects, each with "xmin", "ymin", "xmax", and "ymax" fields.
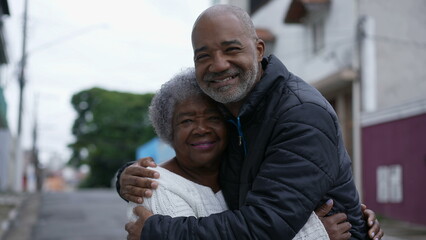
[
  {"xmin": 4, "ymin": 189, "xmax": 426, "ymax": 240},
  {"xmin": 22, "ymin": 189, "xmax": 128, "ymax": 240}
]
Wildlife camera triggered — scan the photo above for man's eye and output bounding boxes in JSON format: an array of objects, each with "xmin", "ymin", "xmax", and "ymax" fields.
[
  {"xmin": 195, "ymin": 54, "xmax": 208, "ymax": 61},
  {"xmin": 226, "ymin": 47, "xmax": 241, "ymax": 52}
]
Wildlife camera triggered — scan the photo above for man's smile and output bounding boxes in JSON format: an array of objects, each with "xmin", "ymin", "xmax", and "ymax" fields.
[{"xmin": 208, "ymin": 74, "xmax": 238, "ymax": 89}]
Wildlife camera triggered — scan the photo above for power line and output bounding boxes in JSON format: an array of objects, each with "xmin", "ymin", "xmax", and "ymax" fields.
[{"xmin": 371, "ymin": 34, "xmax": 426, "ymax": 49}]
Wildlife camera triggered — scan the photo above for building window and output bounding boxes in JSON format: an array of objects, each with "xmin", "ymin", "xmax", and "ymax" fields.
[
  {"xmin": 377, "ymin": 165, "xmax": 403, "ymax": 203},
  {"xmin": 312, "ymin": 19, "xmax": 325, "ymax": 54},
  {"xmin": 250, "ymin": 0, "xmax": 270, "ymax": 15}
]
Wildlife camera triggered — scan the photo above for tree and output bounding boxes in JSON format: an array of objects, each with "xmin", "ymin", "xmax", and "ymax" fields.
[{"xmin": 69, "ymin": 87, "xmax": 155, "ymax": 188}]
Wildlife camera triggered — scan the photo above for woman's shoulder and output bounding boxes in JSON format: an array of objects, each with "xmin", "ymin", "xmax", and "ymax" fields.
[
  {"xmin": 149, "ymin": 166, "xmax": 214, "ymax": 196},
  {"xmin": 148, "ymin": 166, "xmax": 193, "ymax": 188},
  {"xmin": 146, "ymin": 166, "xmax": 228, "ymax": 217}
]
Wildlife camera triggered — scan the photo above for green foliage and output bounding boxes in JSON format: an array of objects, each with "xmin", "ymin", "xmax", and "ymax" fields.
[{"xmin": 68, "ymin": 87, "xmax": 155, "ymax": 188}]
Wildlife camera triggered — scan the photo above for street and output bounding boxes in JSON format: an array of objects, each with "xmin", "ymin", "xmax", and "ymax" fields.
[
  {"xmin": 5, "ymin": 189, "xmax": 129, "ymax": 240},
  {"xmin": 3, "ymin": 189, "xmax": 426, "ymax": 240}
]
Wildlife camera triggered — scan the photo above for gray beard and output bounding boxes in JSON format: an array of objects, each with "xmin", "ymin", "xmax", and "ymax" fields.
[{"xmin": 201, "ymin": 62, "xmax": 258, "ymax": 104}]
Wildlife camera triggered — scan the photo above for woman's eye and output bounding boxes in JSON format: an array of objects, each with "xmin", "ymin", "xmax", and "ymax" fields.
[{"xmin": 181, "ymin": 119, "xmax": 193, "ymax": 124}]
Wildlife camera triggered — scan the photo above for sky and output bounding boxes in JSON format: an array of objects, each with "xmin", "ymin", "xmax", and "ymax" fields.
[{"xmin": 3, "ymin": 0, "xmax": 211, "ymax": 167}]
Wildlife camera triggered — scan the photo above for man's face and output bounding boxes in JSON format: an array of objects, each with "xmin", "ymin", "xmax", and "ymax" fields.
[{"xmin": 191, "ymin": 13, "xmax": 264, "ymax": 104}]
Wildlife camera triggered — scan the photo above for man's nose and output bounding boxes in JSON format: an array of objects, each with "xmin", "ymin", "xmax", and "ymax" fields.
[{"xmin": 209, "ymin": 54, "xmax": 230, "ymax": 73}]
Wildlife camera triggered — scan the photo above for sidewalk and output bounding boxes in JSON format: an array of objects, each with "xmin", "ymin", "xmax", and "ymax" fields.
[
  {"xmin": 0, "ymin": 192, "xmax": 26, "ymax": 240},
  {"xmin": 0, "ymin": 192, "xmax": 40, "ymax": 240},
  {"xmin": 380, "ymin": 217, "xmax": 426, "ymax": 240}
]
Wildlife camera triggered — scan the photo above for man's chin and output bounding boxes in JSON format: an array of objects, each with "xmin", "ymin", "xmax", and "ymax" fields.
[{"xmin": 215, "ymin": 95, "xmax": 244, "ymax": 104}]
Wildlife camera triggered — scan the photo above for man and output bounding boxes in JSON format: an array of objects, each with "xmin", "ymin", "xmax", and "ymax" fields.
[{"xmin": 121, "ymin": 4, "xmax": 384, "ymax": 240}]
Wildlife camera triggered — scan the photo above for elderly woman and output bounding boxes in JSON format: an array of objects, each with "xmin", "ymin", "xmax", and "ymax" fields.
[{"xmin": 127, "ymin": 68, "xmax": 330, "ymax": 239}]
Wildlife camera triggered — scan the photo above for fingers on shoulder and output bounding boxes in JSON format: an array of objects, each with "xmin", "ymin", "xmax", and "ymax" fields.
[
  {"xmin": 137, "ymin": 157, "xmax": 157, "ymax": 167},
  {"xmin": 126, "ymin": 166, "xmax": 160, "ymax": 179}
]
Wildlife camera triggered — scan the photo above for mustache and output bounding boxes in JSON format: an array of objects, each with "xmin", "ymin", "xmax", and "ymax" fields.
[{"xmin": 203, "ymin": 69, "xmax": 240, "ymax": 82}]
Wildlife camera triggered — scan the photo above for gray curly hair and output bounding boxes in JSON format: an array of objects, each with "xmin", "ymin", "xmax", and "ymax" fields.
[{"xmin": 149, "ymin": 68, "xmax": 205, "ymax": 145}]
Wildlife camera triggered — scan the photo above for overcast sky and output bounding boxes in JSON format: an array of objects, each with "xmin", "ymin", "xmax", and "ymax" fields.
[{"xmin": 4, "ymin": 0, "xmax": 211, "ymax": 167}]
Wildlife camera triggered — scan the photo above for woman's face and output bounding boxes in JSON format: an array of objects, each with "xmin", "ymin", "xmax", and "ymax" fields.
[{"xmin": 172, "ymin": 94, "xmax": 227, "ymax": 169}]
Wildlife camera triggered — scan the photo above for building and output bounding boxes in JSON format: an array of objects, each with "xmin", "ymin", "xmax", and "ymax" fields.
[
  {"xmin": 0, "ymin": 0, "xmax": 10, "ymax": 192},
  {"xmin": 357, "ymin": 0, "xmax": 426, "ymax": 226},
  {"xmin": 218, "ymin": 0, "xmax": 426, "ymax": 226}
]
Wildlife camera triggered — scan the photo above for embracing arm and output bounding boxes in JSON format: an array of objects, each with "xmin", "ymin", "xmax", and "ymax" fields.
[
  {"xmin": 140, "ymin": 103, "xmax": 363, "ymax": 239},
  {"xmin": 132, "ymin": 200, "xmax": 382, "ymax": 240}
]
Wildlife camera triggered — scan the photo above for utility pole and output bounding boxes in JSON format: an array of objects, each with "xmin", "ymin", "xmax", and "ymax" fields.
[
  {"xmin": 17, "ymin": 0, "xmax": 29, "ymax": 136},
  {"xmin": 32, "ymin": 94, "xmax": 42, "ymax": 191},
  {"xmin": 14, "ymin": 0, "xmax": 29, "ymax": 192}
]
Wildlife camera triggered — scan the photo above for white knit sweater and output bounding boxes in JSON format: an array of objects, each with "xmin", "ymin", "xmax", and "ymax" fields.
[
  {"xmin": 127, "ymin": 166, "xmax": 329, "ymax": 240},
  {"xmin": 128, "ymin": 166, "xmax": 227, "ymax": 219}
]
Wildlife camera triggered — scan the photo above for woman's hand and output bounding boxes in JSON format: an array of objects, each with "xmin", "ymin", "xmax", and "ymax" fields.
[
  {"xmin": 315, "ymin": 200, "xmax": 384, "ymax": 240},
  {"xmin": 315, "ymin": 199, "xmax": 352, "ymax": 240},
  {"xmin": 362, "ymin": 204, "xmax": 384, "ymax": 240}
]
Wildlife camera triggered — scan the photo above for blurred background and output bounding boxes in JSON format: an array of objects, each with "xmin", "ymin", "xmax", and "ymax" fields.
[{"xmin": 0, "ymin": 0, "xmax": 425, "ymax": 239}]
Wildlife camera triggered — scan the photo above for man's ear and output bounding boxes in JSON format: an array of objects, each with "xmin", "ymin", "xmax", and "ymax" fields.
[{"xmin": 256, "ymin": 38, "xmax": 265, "ymax": 61}]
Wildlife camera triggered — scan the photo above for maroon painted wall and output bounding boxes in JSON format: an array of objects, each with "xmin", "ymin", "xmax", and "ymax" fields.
[{"xmin": 362, "ymin": 113, "xmax": 426, "ymax": 226}]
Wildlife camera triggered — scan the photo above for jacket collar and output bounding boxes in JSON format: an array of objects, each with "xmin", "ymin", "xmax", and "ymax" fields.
[{"xmin": 236, "ymin": 55, "xmax": 290, "ymax": 119}]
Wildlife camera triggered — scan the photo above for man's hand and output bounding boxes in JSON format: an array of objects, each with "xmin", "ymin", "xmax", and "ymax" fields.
[
  {"xmin": 315, "ymin": 199, "xmax": 352, "ymax": 240},
  {"xmin": 120, "ymin": 157, "xmax": 160, "ymax": 203},
  {"xmin": 362, "ymin": 204, "xmax": 384, "ymax": 240},
  {"xmin": 125, "ymin": 206, "xmax": 154, "ymax": 240}
]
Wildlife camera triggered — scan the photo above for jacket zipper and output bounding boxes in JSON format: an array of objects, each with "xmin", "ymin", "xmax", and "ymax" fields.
[{"xmin": 228, "ymin": 117, "xmax": 247, "ymax": 156}]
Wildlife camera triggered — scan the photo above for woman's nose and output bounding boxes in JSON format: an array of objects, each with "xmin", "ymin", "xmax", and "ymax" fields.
[{"xmin": 193, "ymin": 121, "xmax": 211, "ymax": 135}]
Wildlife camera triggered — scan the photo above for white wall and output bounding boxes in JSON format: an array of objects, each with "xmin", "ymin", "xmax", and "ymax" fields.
[
  {"xmin": 251, "ymin": 0, "xmax": 357, "ymax": 84},
  {"xmin": 358, "ymin": 0, "xmax": 426, "ymax": 110},
  {"xmin": 251, "ymin": 0, "xmax": 305, "ymax": 74}
]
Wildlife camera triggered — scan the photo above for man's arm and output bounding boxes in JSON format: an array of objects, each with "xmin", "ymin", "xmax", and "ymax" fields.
[
  {"xmin": 127, "ymin": 201, "xmax": 383, "ymax": 240},
  {"xmin": 138, "ymin": 103, "xmax": 354, "ymax": 239}
]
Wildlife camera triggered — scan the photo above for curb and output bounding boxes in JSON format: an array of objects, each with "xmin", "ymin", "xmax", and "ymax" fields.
[
  {"xmin": 1, "ymin": 208, "xmax": 17, "ymax": 239},
  {"xmin": 0, "ymin": 193, "xmax": 28, "ymax": 240}
]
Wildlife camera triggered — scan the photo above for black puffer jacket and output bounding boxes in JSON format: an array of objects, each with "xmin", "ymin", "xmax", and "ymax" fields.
[{"xmin": 140, "ymin": 55, "xmax": 368, "ymax": 239}]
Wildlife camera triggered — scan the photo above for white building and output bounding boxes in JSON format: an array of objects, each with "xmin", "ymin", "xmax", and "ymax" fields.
[{"xmin": 216, "ymin": 0, "xmax": 426, "ymax": 226}]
